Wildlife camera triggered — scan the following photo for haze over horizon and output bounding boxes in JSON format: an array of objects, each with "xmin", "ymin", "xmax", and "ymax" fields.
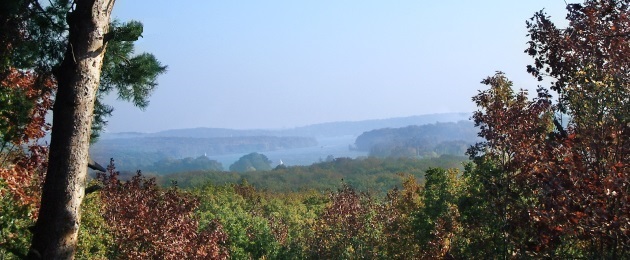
[
  {"xmin": 105, "ymin": 112, "xmax": 472, "ymax": 134},
  {"xmin": 103, "ymin": 1, "xmax": 570, "ymax": 133}
]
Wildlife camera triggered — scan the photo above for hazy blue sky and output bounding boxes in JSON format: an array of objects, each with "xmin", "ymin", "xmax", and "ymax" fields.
[{"xmin": 105, "ymin": 1, "xmax": 570, "ymax": 133}]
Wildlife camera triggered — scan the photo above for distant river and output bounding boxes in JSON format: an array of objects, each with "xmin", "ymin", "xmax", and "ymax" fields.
[{"xmin": 209, "ymin": 135, "xmax": 368, "ymax": 168}]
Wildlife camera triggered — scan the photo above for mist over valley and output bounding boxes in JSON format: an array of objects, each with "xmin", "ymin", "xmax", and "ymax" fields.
[{"xmin": 90, "ymin": 112, "xmax": 476, "ymax": 174}]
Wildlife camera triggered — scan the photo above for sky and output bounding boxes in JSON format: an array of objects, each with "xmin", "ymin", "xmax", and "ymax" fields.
[{"xmin": 104, "ymin": 1, "xmax": 571, "ymax": 133}]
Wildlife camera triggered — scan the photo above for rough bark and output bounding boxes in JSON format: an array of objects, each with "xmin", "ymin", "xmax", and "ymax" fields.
[{"xmin": 28, "ymin": 0, "xmax": 115, "ymax": 259}]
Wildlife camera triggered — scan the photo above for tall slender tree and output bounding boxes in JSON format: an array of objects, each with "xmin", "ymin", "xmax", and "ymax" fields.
[
  {"xmin": 0, "ymin": 0, "xmax": 164, "ymax": 258},
  {"xmin": 28, "ymin": 1, "xmax": 117, "ymax": 257}
]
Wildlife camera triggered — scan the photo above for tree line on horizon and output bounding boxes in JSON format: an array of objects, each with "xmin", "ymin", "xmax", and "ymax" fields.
[
  {"xmin": 89, "ymin": 119, "xmax": 474, "ymax": 175},
  {"xmin": 99, "ymin": 120, "xmax": 477, "ymax": 177},
  {"xmin": 353, "ymin": 120, "xmax": 479, "ymax": 158},
  {"xmin": 89, "ymin": 135, "xmax": 317, "ymax": 172}
]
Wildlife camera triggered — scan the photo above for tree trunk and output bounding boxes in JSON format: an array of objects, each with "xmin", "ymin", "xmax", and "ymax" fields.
[{"xmin": 28, "ymin": 0, "xmax": 115, "ymax": 258}]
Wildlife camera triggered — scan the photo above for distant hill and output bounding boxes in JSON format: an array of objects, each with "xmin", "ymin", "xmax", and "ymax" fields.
[
  {"xmin": 354, "ymin": 121, "xmax": 480, "ymax": 158},
  {"xmin": 100, "ymin": 112, "xmax": 472, "ymax": 139},
  {"xmin": 147, "ymin": 128, "xmax": 274, "ymax": 138},
  {"xmin": 280, "ymin": 112, "xmax": 472, "ymax": 137}
]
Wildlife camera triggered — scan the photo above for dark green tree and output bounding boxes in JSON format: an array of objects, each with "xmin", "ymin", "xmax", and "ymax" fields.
[
  {"xmin": 147, "ymin": 156, "xmax": 223, "ymax": 174},
  {"xmin": 230, "ymin": 152, "xmax": 273, "ymax": 172},
  {"xmin": 414, "ymin": 168, "xmax": 461, "ymax": 258}
]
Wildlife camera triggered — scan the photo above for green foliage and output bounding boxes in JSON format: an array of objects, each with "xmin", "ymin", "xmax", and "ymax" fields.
[
  {"xmin": 229, "ymin": 152, "xmax": 273, "ymax": 172},
  {"xmin": 145, "ymin": 155, "xmax": 223, "ymax": 175},
  {"xmin": 456, "ymin": 161, "xmax": 512, "ymax": 258},
  {"xmin": 414, "ymin": 168, "xmax": 462, "ymax": 257},
  {"xmin": 194, "ymin": 182, "xmax": 325, "ymax": 259},
  {"xmin": 162, "ymin": 155, "xmax": 468, "ymax": 194},
  {"xmin": 189, "ymin": 171, "xmax": 462, "ymax": 259},
  {"xmin": 107, "ymin": 21, "xmax": 144, "ymax": 42},
  {"xmin": 4, "ymin": 0, "xmax": 68, "ymax": 72},
  {"xmin": 0, "ymin": 85, "xmax": 31, "ymax": 146},
  {"xmin": 208, "ymin": 192, "xmax": 279, "ymax": 258},
  {"xmin": 108, "ymin": 52, "xmax": 165, "ymax": 108},
  {"xmin": 161, "ymin": 170, "xmax": 241, "ymax": 188},
  {"xmin": 380, "ymin": 175, "xmax": 423, "ymax": 258},
  {"xmin": 0, "ymin": 180, "xmax": 32, "ymax": 259},
  {"xmin": 75, "ymin": 188, "xmax": 113, "ymax": 260},
  {"xmin": 306, "ymin": 184, "xmax": 387, "ymax": 259},
  {"xmin": 92, "ymin": 20, "xmax": 166, "ymax": 141}
]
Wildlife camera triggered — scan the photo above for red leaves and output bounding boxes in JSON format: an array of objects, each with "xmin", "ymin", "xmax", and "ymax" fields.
[
  {"xmin": 308, "ymin": 184, "xmax": 393, "ymax": 258},
  {"xmin": 0, "ymin": 68, "xmax": 54, "ymax": 143},
  {"xmin": 98, "ymin": 162, "xmax": 229, "ymax": 259},
  {"xmin": 0, "ymin": 68, "xmax": 54, "ymax": 217},
  {"xmin": 471, "ymin": 1, "xmax": 630, "ymax": 256}
]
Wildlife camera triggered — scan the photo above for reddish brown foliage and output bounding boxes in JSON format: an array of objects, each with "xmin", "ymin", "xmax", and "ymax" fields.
[
  {"xmin": 473, "ymin": 73, "xmax": 628, "ymax": 256},
  {"xmin": 0, "ymin": 68, "xmax": 53, "ymax": 215},
  {"xmin": 98, "ymin": 161, "xmax": 229, "ymax": 259},
  {"xmin": 524, "ymin": 0, "xmax": 630, "ymax": 256},
  {"xmin": 469, "ymin": 0, "xmax": 629, "ymax": 257},
  {"xmin": 0, "ymin": 145, "xmax": 48, "ymax": 214},
  {"xmin": 527, "ymin": 0, "xmax": 630, "ymax": 95},
  {"xmin": 472, "ymin": 74, "xmax": 554, "ymax": 175},
  {"xmin": 0, "ymin": 69, "xmax": 53, "ymax": 143},
  {"xmin": 471, "ymin": 74, "xmax": 561, "ymax": 255},
  {"xmin": 309, "ymin": 184, "xmax": 380, "ymax": 258}
]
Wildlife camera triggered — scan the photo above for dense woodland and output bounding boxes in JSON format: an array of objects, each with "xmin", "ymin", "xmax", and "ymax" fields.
[
  {"xmin": 354, "ymin": 121, "xmax": 478, "ymax": 158},
  {"xmin": 0, "ymin": 0, "xmax": 629, "ymax": 259},
  {"xmin": 157, "ymin": 155, "xmax": 467, "ymax": 193}
]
